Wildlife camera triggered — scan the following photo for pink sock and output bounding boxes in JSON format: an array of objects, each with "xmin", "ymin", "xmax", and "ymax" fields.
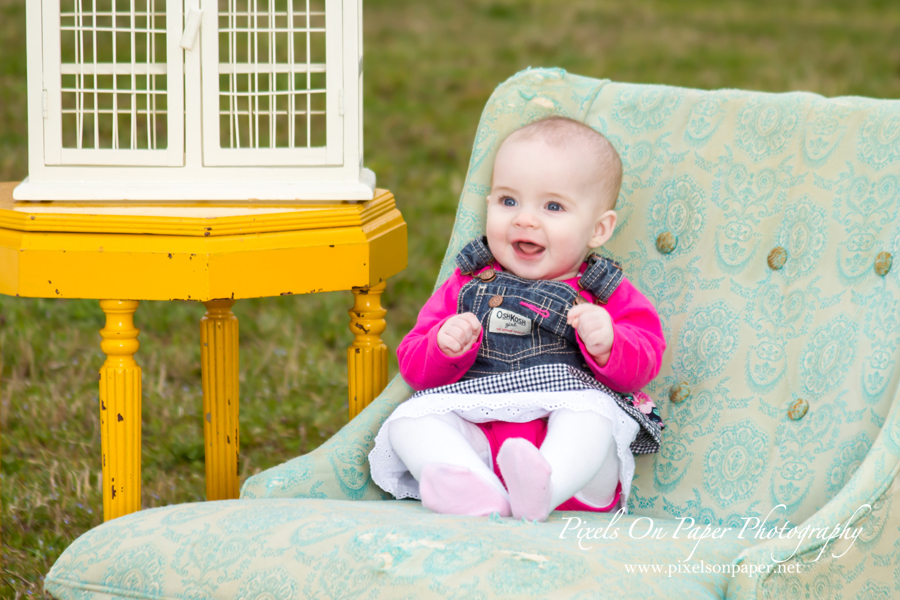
[
  {"xmin": 419, "ymin": 463, "xmax": 511, "ymax": 517},
  {"xmin": 496, "ymin": 438, "xmax": 553, "ymax": 522}
]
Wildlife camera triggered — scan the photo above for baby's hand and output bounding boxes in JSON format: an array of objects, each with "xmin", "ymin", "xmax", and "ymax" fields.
[
  {"xmin": 437, "ymin": 312, "xmax": 482, "ymax": 357},
  {"xmin": 567, "ymin": 303, "xmax": 614, "ymax": 366}
]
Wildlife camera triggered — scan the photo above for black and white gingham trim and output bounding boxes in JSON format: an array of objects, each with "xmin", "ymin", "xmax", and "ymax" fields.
[{"xmin": 413, "ymin": 364, "xmax": 662, "ymax": 454}]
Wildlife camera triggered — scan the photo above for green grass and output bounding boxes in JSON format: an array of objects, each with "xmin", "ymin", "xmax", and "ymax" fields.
[{"xmin": 2, "ymin": 0, "xmax": 900, "ymax": 596}]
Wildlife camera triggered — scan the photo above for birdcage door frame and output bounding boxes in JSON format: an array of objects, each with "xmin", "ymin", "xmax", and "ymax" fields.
[
  {"xmin": 199, "ymin": 0, "xmax": 344, "ymax": 167},
  {"xmin": 41, "ymin": 0, "xmax": 185, "ymax": 167}
]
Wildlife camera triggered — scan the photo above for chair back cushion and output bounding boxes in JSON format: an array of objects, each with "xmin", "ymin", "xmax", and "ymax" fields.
[{"xmin": 437, "ymin": 68, "xmax": 900, "ymax": 526}]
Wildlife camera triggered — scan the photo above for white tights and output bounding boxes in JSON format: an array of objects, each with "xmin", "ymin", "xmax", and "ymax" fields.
[{"xmin": 388, "ymin": 408, "xmax": 620, "ymax": 509}]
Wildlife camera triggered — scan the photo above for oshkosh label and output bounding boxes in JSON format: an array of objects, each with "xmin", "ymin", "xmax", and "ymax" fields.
[{"xmin": 488, "ymin": 308, "xmax": 532, "ymax": 336}]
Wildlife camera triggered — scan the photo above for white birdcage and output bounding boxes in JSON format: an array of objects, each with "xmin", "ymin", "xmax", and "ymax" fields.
[{"xmin": 15, "ymin": 0, "xmax": 372, "ymax": 201}]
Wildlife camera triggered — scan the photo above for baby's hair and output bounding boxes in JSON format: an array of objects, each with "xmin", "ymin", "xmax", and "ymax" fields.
[{"xmin": 505, "ymin": 116, "xmax": 623, "ymax": 210}]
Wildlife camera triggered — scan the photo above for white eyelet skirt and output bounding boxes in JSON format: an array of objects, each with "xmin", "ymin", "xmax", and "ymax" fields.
[{"xmin": 368, "ymin": 365, "xmax": 643, "ymax": 511}]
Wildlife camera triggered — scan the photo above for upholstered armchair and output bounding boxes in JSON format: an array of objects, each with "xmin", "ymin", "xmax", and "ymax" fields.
[{"xmin": 45, "ymin": 69, "xmax": 899, "ymax": 599}]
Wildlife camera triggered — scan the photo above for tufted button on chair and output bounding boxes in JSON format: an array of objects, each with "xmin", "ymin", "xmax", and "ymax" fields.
[{"xmin": 45, "ymin": 69, "xmax": 900, "ymax": 600}]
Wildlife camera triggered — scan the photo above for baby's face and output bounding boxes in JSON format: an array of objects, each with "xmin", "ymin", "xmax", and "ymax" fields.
[{"xmin": 485, "ymin": 135, "xmax": 616, "ymax": 281}]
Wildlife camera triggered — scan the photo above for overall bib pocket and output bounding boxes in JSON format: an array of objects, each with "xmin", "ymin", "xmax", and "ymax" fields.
[{"xmin": 460, "ymin": 274, "xmax": 583, "ymax": 374}]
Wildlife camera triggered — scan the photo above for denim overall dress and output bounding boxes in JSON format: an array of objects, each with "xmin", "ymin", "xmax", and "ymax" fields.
[{"xmin": 414, "ymin": 236, "xmax": 663, "ymax": 454}]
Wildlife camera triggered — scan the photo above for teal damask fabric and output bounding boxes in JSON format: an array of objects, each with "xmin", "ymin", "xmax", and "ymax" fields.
[
  {"xmin": 45, "ymin": 498, "xmax": 755, "ymax": 599},
  {"xmin": 47, "ymin": 70, "xmax": 900, "ymax": 598},
  {"xmin": 581, "ymin": 81, "xmax": 899, "ymax": 528}
]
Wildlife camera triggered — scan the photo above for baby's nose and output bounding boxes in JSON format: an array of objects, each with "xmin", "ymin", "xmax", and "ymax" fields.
[{"xmin": 513, "ymin": 208, "xmax": 539, "ymax": 227}]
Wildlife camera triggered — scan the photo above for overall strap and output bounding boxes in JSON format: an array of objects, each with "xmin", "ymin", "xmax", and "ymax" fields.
[
  {"xmin": 455, "ymin": 237, "xmax": 624, "ymax": 303},
  {"xmin": 579, "ymin": 254, "xmax": 625, "ymax": 304},
  {"xmin": 455, "ymin": 236, "xmax": 494, "ymax": 274}
]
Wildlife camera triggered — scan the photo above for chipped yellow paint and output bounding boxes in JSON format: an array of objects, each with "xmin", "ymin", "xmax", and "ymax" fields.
[
  {"xmin": 0, "ymin": 189, "xmax": 406, "ymax": 301},
  {"xmin": 1, "ymin": 182, "xmax": 407, "ymax": 520},
  {"xmin": 0, "ymin": 182, "xmax": 398, "ymax": 237},
  {"xmin": 98, "ymin": 300, "xmax": 142, "ymax": 521},
  {"xmin": 200, "ymin": 300, "xmax": 241, "ymax": 501},
  {"xmin": 348, "ymin": 282, "xmax": 389, "ymax": 419}
]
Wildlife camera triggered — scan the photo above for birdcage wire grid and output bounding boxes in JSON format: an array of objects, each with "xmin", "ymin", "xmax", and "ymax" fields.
[
  {"xmin": 59, "ymin": 0, "xmax": 169, "ymax": 151},
  {"xmin": 56, "ymin": 0, "xmax": 328, "ymax": 153},
  {"xmin": 217, "ymin": 0, "xmax": 328, "ymax": 151}
]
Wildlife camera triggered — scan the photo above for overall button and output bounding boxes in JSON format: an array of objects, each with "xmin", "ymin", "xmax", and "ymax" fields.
[
  {"xmin": 478, "ymin": 268, "xmax": 497, "ymax": 282},
  {"xmin": 788, "ymin": 398, "xmax": 809, "ymax": 421},
  {"xmin": 669, "ymin": 382, "xmax": 691, "ymax": 404},
  {"xmin": 656, "ymin": 231, "xmax": 677, "ymax": 254},
  {"xmin": 488, "ymin": 295, "xmax": 503, "ymax": 307},
  {"xmin": 573, "ymin": 296, "xmax": 588, "ymax": 306},
  {"xmin": 875, "ymin": 251, "xmax": 892, "ymax": 276},
  {"xmin": 768, "ymin": 247, "xmax": 787, "ymax": 270}
]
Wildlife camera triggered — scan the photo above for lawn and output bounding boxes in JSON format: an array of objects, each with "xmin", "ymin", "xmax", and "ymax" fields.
[{"xmin": 1, "ymin": 0, "xmax": 899, "ymax": 596}]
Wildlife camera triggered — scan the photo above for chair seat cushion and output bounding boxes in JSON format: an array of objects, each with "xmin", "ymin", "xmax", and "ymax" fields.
[{"xmin": 46, "ymin": 499, "xmax": 755, "ymax": 599}]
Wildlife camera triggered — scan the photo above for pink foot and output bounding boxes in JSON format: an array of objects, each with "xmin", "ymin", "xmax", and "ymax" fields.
[
  {"xmin": 496, "ymin": 438, "xmax": 553, "ymax": 522},
  {"xmin": 419, "ymin": 463, "xmax": 511, "ymax": 517}
]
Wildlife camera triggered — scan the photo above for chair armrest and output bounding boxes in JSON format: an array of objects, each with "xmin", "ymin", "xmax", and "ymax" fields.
[
  {"xmin": 240, "ymin": 374, "xmax": 413, "ymax": 501},
  {"xmin": 726, "ymin": 385, "xmax": 900, "ymax": 599}
]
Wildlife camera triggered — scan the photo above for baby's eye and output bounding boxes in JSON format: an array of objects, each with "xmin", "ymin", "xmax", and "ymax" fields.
[
  {"xmin": 501, "ymin": 196, "xmax": 517, "ymax": 207},
  {"xmin": 546, "ymin": 201, "xmax": 563, "ymax": 212}
]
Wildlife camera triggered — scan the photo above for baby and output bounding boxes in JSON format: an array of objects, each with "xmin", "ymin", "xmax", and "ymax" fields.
[{"xmin": 368, "ymin": 116, "xmax": 665, "ymax": 521}]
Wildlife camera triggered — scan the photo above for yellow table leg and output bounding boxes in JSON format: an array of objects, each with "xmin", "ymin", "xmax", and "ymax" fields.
[
  {"xmin": 98, "ymin": 300, "xmax": 142, "ymax": 521},
  {"xmin": 200, "ymin": 299, "xmax": 240, "ymax": 501},
  {"xmin": 348, "ymin": 282, "xmax": 389, "ymax": 419}
]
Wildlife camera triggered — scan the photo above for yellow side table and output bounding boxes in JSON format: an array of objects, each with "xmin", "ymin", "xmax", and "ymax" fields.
[{"xmin": 0, "ymin": 182, "xmax": 407, "ymax": 521}]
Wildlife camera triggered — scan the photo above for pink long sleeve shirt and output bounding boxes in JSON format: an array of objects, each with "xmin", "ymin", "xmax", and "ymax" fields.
[{"xmin": 398, "ymin": 262, "xmax": 666, "ymax": 393}]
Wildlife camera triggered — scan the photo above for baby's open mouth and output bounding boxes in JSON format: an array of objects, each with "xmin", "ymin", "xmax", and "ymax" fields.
[{"xmin": 514, "ymin": 241, "xmax": 545, "ymax": 256}]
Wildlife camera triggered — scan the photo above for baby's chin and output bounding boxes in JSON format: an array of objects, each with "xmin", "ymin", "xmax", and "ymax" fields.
[{"xmin": 500, "ymin": 258, "xmax": 576, "ymax": 281}]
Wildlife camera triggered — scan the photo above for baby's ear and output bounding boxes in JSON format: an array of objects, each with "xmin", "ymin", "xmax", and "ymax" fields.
[{"xmin": 588, "ymin": 210, "xmax": 618, "ymax": 249}]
